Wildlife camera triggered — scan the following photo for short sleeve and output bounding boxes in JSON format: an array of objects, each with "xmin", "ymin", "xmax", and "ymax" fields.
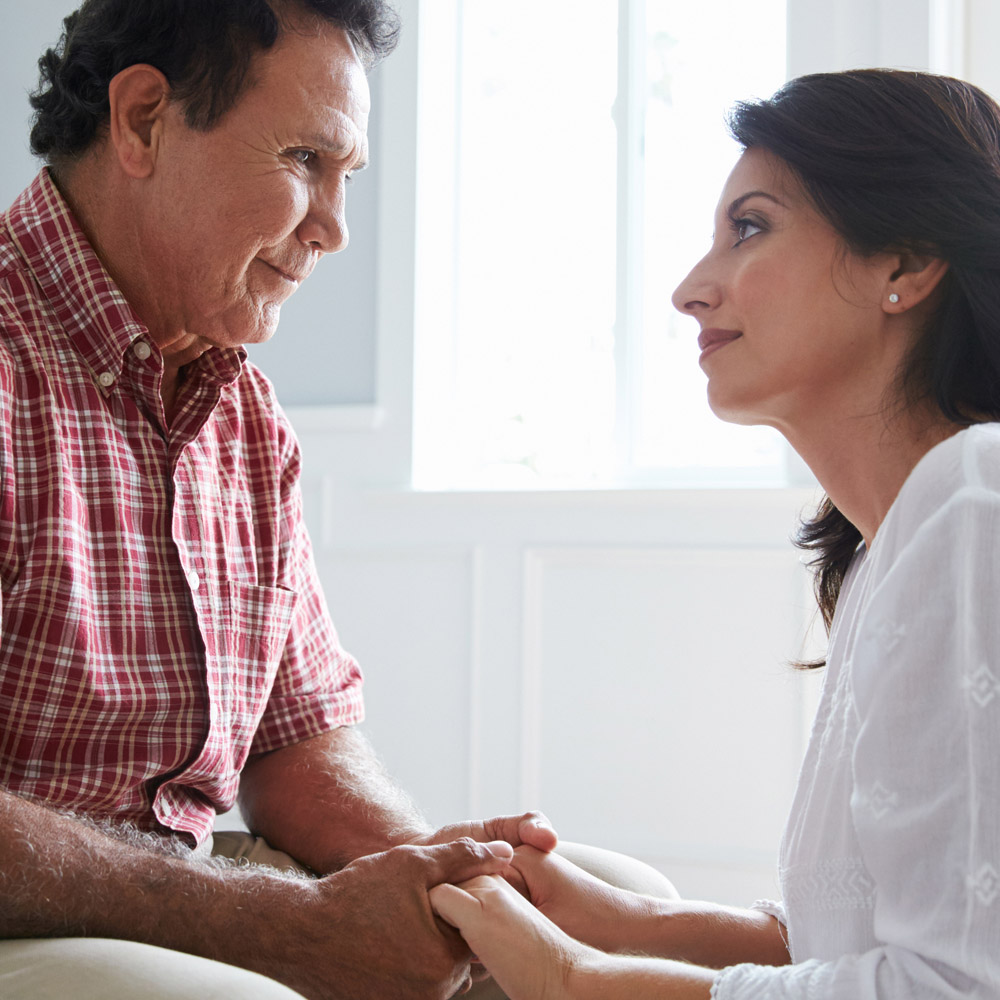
[{"xmin": 249, "ymin": 430, "xmax": 364, "ymax": 756}]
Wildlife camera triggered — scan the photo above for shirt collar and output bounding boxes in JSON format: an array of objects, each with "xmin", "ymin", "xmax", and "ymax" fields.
[{"xmin": 4, "ymin": 169, "xmax": 246, "ymax": 391}]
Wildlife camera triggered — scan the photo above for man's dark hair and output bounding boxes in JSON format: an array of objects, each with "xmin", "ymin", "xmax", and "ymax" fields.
[{"xmin": 29, "ymin": 0, "xmax": 400, "ymax": 165}]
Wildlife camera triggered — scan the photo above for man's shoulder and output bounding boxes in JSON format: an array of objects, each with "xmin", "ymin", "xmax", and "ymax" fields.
[
  {"xmin": 221, "ymin": 358, "xmax": 300, "ymax": 458},
  {"xmin": 0, "ymin": 223, "xmax": 42, "ymax": 364},
  {"xmin": 0, "ymin": 225, "xmax": 27, "ymax": 354},
  {"xmin": 0, "ymin": 218, "xmax": 26, "ymax": 289},
  {"xmin": 229, "ymin": 357, "xmax": 284, "ymax": 423}
]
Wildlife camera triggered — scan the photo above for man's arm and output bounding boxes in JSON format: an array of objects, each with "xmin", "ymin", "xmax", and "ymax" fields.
[
  {"xmin": 238, "ymin": 726, "xmax": 558, "ymax": 874},
  {"xmin": 238, "ymin": 725, "xmax": 431, "ymax": 871},
  {"xmin": 0, "ymin": 786, "xmax": 515, "ymax": 1000}
]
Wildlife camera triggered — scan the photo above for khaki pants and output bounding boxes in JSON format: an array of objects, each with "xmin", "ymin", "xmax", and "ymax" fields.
[{"xmin": 0, "ymin": 834, "xmax": 678, "ymax": 999}]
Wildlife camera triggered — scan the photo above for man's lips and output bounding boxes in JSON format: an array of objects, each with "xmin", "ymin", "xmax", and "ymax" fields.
[
  {"xmin": 697, "ymin": 328, "xmax": 742, "ymax": 360},
  {"xmin": 261, "ymin": 259, "xmax": 311, "ymax": 284}
]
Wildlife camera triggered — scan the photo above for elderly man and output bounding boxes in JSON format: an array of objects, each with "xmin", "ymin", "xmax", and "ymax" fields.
[{"xmin": 0, "ymin": 1, "xmax": 572, "ymax": 997}]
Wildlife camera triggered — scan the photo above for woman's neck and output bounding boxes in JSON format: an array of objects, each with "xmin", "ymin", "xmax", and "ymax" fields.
[{"xmin": 780, "ymin": 403, "xmax": 963, "ymax": 547}]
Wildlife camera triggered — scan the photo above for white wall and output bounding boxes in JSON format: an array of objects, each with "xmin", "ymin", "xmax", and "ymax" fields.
[{"xmin": 306, "ymin": 479, "xmax": 823, "ymax": 903}]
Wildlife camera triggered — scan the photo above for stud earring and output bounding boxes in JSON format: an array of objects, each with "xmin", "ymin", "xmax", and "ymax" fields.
[{"xmin": 888, "ymin": 293, "xmax": 900, "ymax": 304}]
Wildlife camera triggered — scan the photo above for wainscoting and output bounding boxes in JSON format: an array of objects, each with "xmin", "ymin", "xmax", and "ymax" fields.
[{"xmin": 293, "ymin": 463, "xmax": 824, "ymax": 906}]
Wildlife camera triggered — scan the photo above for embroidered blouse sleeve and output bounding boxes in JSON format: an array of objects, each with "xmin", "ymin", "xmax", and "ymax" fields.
[{"xmin": 713, "ymin": 485, "xmax": 1000, "ymax": 998}]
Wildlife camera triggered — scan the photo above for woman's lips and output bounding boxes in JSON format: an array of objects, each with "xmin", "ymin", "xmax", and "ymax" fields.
[{"xmin": 697, "ymin": 328, "xmax": 742, "ymax": 362}]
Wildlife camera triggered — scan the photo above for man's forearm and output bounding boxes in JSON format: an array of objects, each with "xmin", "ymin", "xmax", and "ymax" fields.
[
  {"xmin": 238, "ymin": 726, "xmax": 431, "ymax": 873},
  {"xmin": 0, "ymin": 786, "xmax": 514, "ymax": 1000},
  {"xmin": 0, "ymin": 788, "xmax": 310, "ymax": 966}
]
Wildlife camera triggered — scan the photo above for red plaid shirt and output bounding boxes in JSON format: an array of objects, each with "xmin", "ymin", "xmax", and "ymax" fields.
[{"xmin": 0, "ymin": 171, "xmax": 364, "ymax": 845}]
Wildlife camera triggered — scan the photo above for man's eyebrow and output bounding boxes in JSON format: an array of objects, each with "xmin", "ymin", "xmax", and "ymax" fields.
[
  {"xmin": 301, "ymin": 132, "xmax": 368, "ymax": 168},
  {"xmin": 727, "ymin": 190, "xmax": 786, "ymax": 215}
]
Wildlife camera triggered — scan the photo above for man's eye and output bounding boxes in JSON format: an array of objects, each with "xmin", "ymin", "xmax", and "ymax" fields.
[{"xmin": 289, "ymin": 149, "xmax": 316, "ymax": 165}]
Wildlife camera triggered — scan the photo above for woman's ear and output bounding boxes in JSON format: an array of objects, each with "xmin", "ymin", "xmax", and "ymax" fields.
[
  {"xmin": 106, "ymin": 64, "xmax": 171, "ymax": 179},
  {"xmin": 885, "ymin": 254, "xmax": 950, "ymax": 313}
]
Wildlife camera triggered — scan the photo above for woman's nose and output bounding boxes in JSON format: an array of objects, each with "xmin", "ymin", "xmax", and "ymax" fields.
[{"xmin": 671, "ymin": 253, "xmax": 718, "ymax": 317}]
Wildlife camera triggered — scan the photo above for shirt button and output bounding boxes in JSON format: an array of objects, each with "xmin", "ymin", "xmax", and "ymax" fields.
[
  {"xmin": 133, "ymin": 340, "xmax": 152, "ymax": 361},
  {"xmin": 187, "ymin": 571, "xmax": 201, "ymax": 591},
  {"xmin": 97, "ymin": 371, "xmax": 115, "ymax": 387}
]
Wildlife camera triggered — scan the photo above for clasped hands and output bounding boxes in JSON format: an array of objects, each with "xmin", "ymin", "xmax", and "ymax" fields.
[
  {"xmin": 311, "ymin": 811, "xmax": 644, "ymax": 1000},
  {"xmin": 428, "ymin": 840, "xmax": 641, "ymax": 1000}
]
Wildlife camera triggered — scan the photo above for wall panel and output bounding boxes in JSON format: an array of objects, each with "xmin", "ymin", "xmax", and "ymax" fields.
[{"xmin": 522, "ymin": 546, "xmax": 813, "ymax": 901}]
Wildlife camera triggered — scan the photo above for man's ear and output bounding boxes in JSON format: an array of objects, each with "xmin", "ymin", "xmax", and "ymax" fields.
[
  {"xmin": 107, "ymin": 64, "xmax": 171, "ymax": 179},
  {"xmin": 885, "ymin": 254, "xmax": 950, "ymax": 313}
]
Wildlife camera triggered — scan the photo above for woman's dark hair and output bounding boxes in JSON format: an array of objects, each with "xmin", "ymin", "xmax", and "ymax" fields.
[
  {"xmin": 29, "ymin": 0, "xmax": 400, "ymax": 165},
  {"xmin": 728, "ymin": 70, "xmax": 1000, "ymax": 658}
]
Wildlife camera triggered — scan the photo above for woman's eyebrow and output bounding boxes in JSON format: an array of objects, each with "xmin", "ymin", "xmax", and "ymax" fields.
[{"xmin": 727, "ymin": 190, "xmax": 786, "ymax": 215}]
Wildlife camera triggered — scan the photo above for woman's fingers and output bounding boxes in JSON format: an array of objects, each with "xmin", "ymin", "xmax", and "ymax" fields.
[{"xmin": 429, "ymin": 881, "xmax": 479, "ymax": 929}]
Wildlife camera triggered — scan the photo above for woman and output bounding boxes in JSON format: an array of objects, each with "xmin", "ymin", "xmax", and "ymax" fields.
[{"xmin": 429, "ymin": 69, "xmax": 1000, "ymax": 998}]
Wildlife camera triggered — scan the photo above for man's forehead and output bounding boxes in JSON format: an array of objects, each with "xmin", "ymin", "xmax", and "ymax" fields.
[{"xmin": 242, "ymin": 20, "xmax": 371, "ymax": 145}]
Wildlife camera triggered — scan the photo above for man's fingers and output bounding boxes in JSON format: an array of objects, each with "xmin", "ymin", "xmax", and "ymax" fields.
[{"xmin": 420, "ymin": 838, "xmax": 512, "ymax": 888}]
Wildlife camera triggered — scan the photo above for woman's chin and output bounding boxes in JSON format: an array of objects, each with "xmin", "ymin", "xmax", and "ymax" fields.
[{"xmin": 707, "ymin": 396, "xmax": 764, "ymax": 427}]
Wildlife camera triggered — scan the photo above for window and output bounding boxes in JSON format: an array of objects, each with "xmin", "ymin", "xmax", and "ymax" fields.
[{"xmin": 412, "ymin": 0, "xmax": 788, "ymax": 489}]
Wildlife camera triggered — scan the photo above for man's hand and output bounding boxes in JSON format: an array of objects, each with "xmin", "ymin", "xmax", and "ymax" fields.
[
  {"xmin": 410, "ymin": 811, "xmax": 558, "ymax": 855},
  {"xmin": 269, "ymin": 838, "xmax": 515, "ymax": 1000}
]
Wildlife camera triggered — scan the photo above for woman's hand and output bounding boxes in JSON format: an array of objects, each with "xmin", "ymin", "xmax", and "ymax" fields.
[
  {"xmin": 512, "ymin": 846, "xmax": 658, "ymax": 953},
  {"xmin": 430, "ymin": 874, "xmax": 590, "ymax": 1000},
  {"xmin": 430, "ymin": 873, "xmax": 718, "ymax": 1000}
]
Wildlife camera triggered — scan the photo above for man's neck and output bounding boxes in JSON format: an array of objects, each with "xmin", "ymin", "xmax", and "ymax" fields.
[{"xmin": 55, "ymin": 159, "xmax": 210, "ymax": 425}]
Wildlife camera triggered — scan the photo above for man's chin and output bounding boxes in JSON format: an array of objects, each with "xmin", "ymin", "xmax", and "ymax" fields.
[{"xmin": 236, "ymin": 303, "xmax": 283, "ymax": 348}]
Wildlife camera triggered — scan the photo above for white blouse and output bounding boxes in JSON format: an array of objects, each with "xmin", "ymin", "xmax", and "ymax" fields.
[{"xmin": 713, "ymin": 424, "xmax": 1000, "ymax": 999}]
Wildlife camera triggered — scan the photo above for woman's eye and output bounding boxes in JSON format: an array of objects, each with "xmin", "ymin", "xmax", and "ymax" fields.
[{"xmin": 734, "ymin": 218, "xmax": 762, "ymax": 244}]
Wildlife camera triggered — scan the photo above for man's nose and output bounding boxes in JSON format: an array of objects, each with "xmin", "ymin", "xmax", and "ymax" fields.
[{"xmin": 298, "ymin": 177, "xmax": 349, "ymax": 254}]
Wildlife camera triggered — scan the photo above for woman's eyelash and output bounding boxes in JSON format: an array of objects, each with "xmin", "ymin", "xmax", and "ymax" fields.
[{"xmin": 728, "ymin": 214, "xmax": 765, "ymax": 245}]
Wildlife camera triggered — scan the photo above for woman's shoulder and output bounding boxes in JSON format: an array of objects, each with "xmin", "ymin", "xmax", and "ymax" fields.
[
  {"xmin": 954, "ymin": 422, "xmax": 1000, "ymax": 491},
  {"xmin": 903, "ymin": 422, "xmax": 1000, "ymax": 506},
  {"xmin": 874, "ymin": 423, "xmax": 1000, "ymax": 559}
]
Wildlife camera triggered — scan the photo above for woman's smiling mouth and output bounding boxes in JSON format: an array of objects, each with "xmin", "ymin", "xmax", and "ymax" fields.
[{"xmin": 697, "ymin": 328, "xmax": 742, "ymax": 363}]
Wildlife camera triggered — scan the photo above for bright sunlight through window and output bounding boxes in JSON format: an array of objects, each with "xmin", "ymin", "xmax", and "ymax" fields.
[{"xmin": 413, "ymin": 0, "xmax": 788, "ymax": 489}]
